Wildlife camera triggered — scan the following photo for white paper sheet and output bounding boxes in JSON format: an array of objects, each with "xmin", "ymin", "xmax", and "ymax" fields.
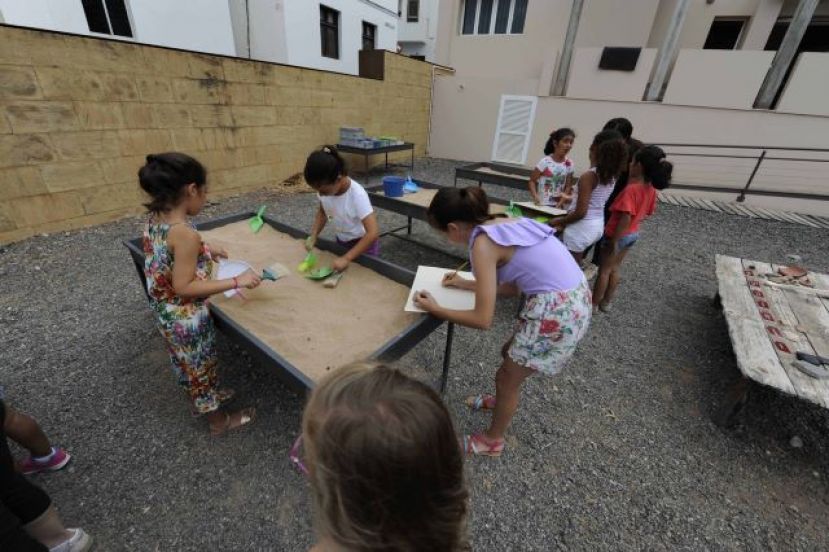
[
  {"xmin": 216, "ymin": 259, "xmax": 253, "ymax": 297},
  {"xmin": 405, "ymin": 265, "xmax": 476, "ymax": 313},
  {"xmin": 514, "ymin": 201, "xmax": 567, "ymax": 217}
]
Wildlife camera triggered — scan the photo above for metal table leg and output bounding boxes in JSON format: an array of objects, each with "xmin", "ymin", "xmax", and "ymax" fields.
[
  {"xmin": 440, "ymin": 322, "xmax": 455, "ymax": 395},
  {"xmin": 407, "ymin": 216, "xmax": 412, "ymax": 235},
  {"xmin": 410, "ymin": 147, "xmax": 415, "ymax": 173},
  {"xmin": 385, "ymin": 152, "xmax": 389, "ymax": 170}
]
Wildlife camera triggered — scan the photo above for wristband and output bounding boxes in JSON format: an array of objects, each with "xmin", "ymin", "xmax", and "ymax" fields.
[{"xmin": 232, "ymin": 276, "xmax": 239, "ymax": 289}]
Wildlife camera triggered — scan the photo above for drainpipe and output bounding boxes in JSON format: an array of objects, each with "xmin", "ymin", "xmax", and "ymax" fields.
[
  {"xmin": 425, "ymin": 64, "xmax": 455, "ymax": 156},
  {"xmin": 551, "ymin": 0, "xmax": 584, "ymax": 96},
  {"xmin": 753, "ymin": 0, "xmax": 818, "ymax": 109},
  {"xmin": 644, "ymin": 0, "xmax": 691, "ymax": 101}
]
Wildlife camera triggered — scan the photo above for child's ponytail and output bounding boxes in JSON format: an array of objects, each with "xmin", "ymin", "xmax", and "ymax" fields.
[
  {"xmin": 636, "ymin": 145, "xmax": 673, "ymax": 190},
  {"xmin": 427, "ymin": 186, "xmax": 491, "ymax": 230},
  {"xmin": 304, "ymin": 145, "xmax": 349, "ymax": 189}
]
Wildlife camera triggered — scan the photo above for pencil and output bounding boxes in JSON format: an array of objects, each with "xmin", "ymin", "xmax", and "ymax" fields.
[{"xmin": 450, "ymin": 260, "xmax": 469, "ymax": 278}]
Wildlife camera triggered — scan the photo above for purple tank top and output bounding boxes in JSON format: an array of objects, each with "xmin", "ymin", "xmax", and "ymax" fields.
[{"xmin": 469, "ymin": 218, "xmax": 584, "ymax": 294}]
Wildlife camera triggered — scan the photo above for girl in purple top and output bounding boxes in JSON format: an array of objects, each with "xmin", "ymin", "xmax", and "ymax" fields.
[{"xmin": 414, "ymin": 187, "xmax": 591, "ymax": 456}]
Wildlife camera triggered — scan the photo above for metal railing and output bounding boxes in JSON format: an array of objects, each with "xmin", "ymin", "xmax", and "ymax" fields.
[{"xmin": 657, "ymin": 143, "xmax": 829, "ymax": 203}]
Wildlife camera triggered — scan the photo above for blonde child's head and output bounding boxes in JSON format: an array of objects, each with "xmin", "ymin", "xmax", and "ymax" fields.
[{"xmin": 302, "ymin": 362, "xmax": 468, "ymax": 551}]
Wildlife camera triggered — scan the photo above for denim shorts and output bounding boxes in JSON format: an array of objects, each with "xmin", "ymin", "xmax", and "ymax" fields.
[
  {"xmin": 617, "ymin": 232, "xmax": 639, "ymax": 250},
  {"xmin": 602, "ymin": 232, "xmax": 639, "ymax": 252}
]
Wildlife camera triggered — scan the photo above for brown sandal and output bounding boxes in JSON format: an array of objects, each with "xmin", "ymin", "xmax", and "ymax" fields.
[{"xmin": 210, "ymin": 407, "xmax": 256, "ymax": 436}]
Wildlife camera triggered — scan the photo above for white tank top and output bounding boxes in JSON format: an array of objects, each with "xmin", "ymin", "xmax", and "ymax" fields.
[{"xmin": 568, "ymin": 167, "xmax": 616, "ymax": 220}]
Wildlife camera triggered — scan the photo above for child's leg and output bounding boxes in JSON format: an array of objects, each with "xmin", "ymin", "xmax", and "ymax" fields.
[
  {"xmin": 601, "ymin": 248, "xmax": 630, "ymax": 307},
  {"xmin": 2, "ymin": 407, "xmax": 51, "ymax": 458},
  {"xmin": 486, "ymin": 357, "xmax": 534, "ymax": 441},
  {"xmin": 22, "ymin": 506, "xmax": 73, "ymax": 549},
  {"xmin": 592, "ymin": 243, "xmax": 617, "ymax": 306}
]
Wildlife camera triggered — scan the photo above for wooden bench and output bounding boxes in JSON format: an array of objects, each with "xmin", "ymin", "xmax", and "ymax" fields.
[{"xmin": 714, "ymin": 254, "xmax": 829, "ymax": 426}]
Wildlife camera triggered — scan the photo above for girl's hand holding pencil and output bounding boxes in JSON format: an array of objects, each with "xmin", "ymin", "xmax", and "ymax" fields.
[{"xmin": 442, "ymin": 261, "xmax": 470, "ymax": 289}]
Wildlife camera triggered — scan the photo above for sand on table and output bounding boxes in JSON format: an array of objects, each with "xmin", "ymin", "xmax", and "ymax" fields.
[
  {"xmin": 380, "ymin": 188, "xmax": 507, "ymax": 215},
  {"xmin": 200, "ymin": 221, "xmax": 419, "ymax": 383}
]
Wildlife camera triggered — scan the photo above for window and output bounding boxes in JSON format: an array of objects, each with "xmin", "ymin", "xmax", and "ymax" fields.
[
  {"xmin": 81, "ymin": 0, "xmax": 133, "ymax": 37},
  {"xmin": 320, "ymin": 5, "xmax": 339, "ymax": 59},
  {"xmin": 362, "ymin": 21, "xmax": 376, "ymax": 50},
  {"xmin": 461, "ymin": 0, "xmax": 528, "ymax": 36},
  {"xmin": 407, "ymin": 0, "xmax": 419, "ymax": 22},
  {"xmin": 703, "ymin": 18, "xmax": 747, "ymax": 49}
]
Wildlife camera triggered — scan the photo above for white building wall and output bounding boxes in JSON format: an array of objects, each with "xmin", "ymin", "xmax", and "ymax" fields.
[
  {"xmin": 0, "ymin": 0, "xmax": 238, "ymax": 55},
  {"xmin": 0, "ymin": 0, "xmax": 95, "ymax": 35},
  {"xmin": 282, "ymin": 0, "xmax": 398, "ymax": 74},
  {"xmin": 398, "ymin": 0, "xmax": 439, "ymax": 61},
  {"xmin": 128, "ymin": 0, "xmax": 237, "ymax": 55}
]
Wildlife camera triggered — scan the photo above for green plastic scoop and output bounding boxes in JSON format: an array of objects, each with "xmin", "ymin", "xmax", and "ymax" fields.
[
  {"xmin": 305, "ymin": 267, "xmax": 335, "ymax": 280},
  {"xmin": 297, "ymin": 251, "xmax": 317, "ymax": 273},
  {"xmin": 505, "ymin": 201, "xmax": 523, "ymax": 218},
  {"xmin": 249, "ymin": 205, "xmax": 266, "ymax": 233}
]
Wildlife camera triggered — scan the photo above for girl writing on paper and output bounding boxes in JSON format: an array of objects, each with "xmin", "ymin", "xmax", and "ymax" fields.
[{"xmin": 413, "ymin": 187, "xmax": 591, "ymax": 456}]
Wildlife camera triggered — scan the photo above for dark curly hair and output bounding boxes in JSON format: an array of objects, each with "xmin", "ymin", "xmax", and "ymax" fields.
[
  {"xmin": 543, "ymin": 127, "xmax": 576, "ymax": 156},
  {"xmin": 138, "ymin": 152, "xmax": 206, "ymax": 212},
  {"xmin": 592, "ymin": 129, "xmax": 628, "ymax": 183},
  {"xmin": 602, "ymin": 117, "xmax": 633, "ymax": 140},
  {"xmin": 635, "ymin": 145, "xmax": 673, "ymax": 190}
]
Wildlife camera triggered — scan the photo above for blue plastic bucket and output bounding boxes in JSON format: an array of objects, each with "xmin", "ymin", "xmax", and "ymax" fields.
[{"xmin": 382, "ymin": 176, "xmax": 405, "ymax": 197}]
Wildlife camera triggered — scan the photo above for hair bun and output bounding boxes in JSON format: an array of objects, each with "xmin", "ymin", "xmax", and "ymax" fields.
[{"xmin": 146, "ymin": 154, "xmax": 156, "ymax": 163}]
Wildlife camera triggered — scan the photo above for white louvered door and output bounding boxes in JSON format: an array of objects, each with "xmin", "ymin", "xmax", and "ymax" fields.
[{"xmin": 491, "ymin": 95, "xmax": 537, "ymax": 165}]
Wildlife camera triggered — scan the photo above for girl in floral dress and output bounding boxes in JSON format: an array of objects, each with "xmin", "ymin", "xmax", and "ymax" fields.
[
  {"xmin": 528, "ymin": 128, "xmax": 576, "ymax": 209},
  {"xmin": 140, "ymin": 152, "xmax": 261, "ymax": 435},
  {"xmin": 413, "ymin": 187, "xmax": 591, "ymax": 456}
]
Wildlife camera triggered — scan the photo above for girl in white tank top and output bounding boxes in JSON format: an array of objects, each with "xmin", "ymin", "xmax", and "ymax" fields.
[{"xmin": 553, "ymin": 130, "xmax": 628, "ymax": 261}]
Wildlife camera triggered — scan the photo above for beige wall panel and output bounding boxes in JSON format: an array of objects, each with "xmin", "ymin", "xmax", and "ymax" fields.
[
  {"xmin": 662, "ymin": 49, "xmax": 773, "ymax": 109},
  {"xmin": 566, "ymin": 48, "xmax": 657, "ymax": 101}
]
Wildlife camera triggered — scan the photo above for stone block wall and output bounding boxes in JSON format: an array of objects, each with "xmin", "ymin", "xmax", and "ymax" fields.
[{"xmin": 0, "ymin": 26, "xmax": 433, "ymax": 243}]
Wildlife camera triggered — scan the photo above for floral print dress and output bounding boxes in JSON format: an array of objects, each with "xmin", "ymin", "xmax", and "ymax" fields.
[{"xmin": 143, "ymin": 218, "xmax": 221, "ymax": 414}]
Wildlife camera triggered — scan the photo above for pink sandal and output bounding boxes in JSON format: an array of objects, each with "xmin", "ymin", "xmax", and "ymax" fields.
[
  {"xmin": 465, "ymin": 393, "xmax": 496, "ymax": 411},
  {"xmin": 462, "ymin": 433, "xmax": 505, "ymax": 457}
]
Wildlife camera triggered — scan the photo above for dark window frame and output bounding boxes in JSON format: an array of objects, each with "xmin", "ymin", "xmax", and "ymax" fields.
[
  {"xmin": 461, "ymin": 0, "xmax": 527, "ymax": 36},
  {"xmin": 407, "ymin": 0, "xmax": 420, "ymax": 22},
  {"xmin": 320, "ymin": 4, "xmax": 340, "ymax": 59},
  {"xmin": 703, "ymin": 17, "xmax": 748, "ymax": 50},
  {"xmin": 362, "ymin": 21, "xmax": 377, "ymax": 51},
  {"xmin": 81, "ymin": 0, "xmax": 133, "ymax": 38}
]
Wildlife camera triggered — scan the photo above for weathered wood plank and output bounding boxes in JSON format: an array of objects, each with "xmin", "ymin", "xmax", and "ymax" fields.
[
  {"xmin": 752, "ymin": 261, "xmax": 829, "ymax": 407},
  {"xmin": 716, "ymin": 255, "xmax": 795, "ymax": 394}
]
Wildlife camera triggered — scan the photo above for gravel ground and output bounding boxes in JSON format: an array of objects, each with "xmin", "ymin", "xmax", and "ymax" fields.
[{"xmin": 1, "ymin": 157, "xmax": 828, "ymax": 551}]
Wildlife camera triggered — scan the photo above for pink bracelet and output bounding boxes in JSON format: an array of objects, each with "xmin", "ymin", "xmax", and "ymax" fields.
[{"xmin": 232, "ymin": 276, "xmax": 239, "ymax": 289}]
